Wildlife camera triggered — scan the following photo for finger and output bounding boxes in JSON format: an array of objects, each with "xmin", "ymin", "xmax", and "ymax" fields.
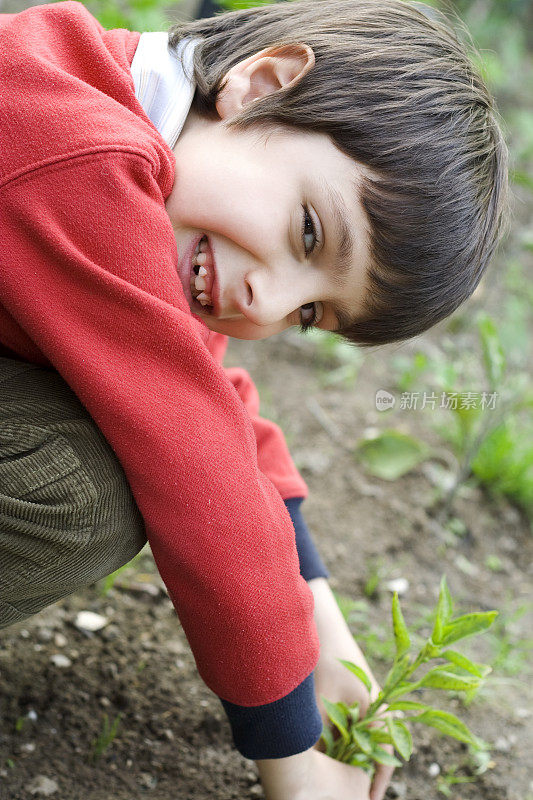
[{"xmin": 369, "ymin": 763, "xmax": 395, "ymax": 800}]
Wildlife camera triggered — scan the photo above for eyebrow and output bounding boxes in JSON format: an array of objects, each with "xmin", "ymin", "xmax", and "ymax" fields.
[{"xmin": 321, "ymin": 183, "xmax": 358, "ymax": 330}]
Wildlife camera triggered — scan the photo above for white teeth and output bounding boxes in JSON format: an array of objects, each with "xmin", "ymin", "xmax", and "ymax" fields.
[
  {"xmin": 194, "ymin": 236, "xmax": 208, "ymax": 256},
  {"xmin": 198, "ymin": 266, "xmax": 207, "ymax": 277},
  {"xmin": 195, "ymin": 252, "xmax": 207, "ymax": 266},
  {"xmin": 195, "ymin": 276, "xmax": 207, "ymax": 291},
  {"xmin": 197, "ymin": 292, "xmax": 211, "ymax": 305}
]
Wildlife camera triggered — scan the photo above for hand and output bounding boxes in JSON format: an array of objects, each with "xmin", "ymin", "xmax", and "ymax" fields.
[
  {"xmin": 256, "ymin": 747, "xmax": 371, "ymax": 800},
  {"xmin": 308, "ymin": 578, "xmax": 395, "ymax": 800}
]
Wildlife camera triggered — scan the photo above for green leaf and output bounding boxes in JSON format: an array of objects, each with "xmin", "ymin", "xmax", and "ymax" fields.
[
  {"xmin": 383, "ymin": 653, "xmax": 411, "ymax": 694},
  {"xmin": 386, "ymin": 718, "xmax": 413, "ymax": 761},
  {"xmin": 349, "ymin": 752, "xmax": 373, "ymax": 770},
  {"xmin": 369, "ymin": 745, "xmax": 403, "ymax": 768},
  {"xmin": 432, "ymin": 576, "xmax": 453, "ymax": 644},
  {"xmin": 418, "ymin": 668, "xmax": 480, "ymax": 691},
  {"xmin": 392, "ymin": 593, "xmax": 411, "ymax": 657},
  {"xmin": 347, "ymin": 701, "xmax": 360, "ymax": 723},
  {"xmin": 441, "ymin": 611, "xmax": 498, "ymax": 647},
  {"xmin": 355, "ymin": 429, "xmax": 429, "ymax": 481},
  {"xmin": 321, "ymin": 697, "xmax": 350, "ymax": 743},
  {"xmin": 420, "ymin": 639, "xmax": 442, "ymax": 661},
  {"xmin": 414, "ymin": 710, "xmax": 485, "ymax": 748},
  {"xmin": 339, "ymin": 659, "xmax": 372, "ymax": 693},
  {"xmin": 478, "ymin": 313, "xmax": 506, "ymax": 390},
  {"xmin": 386, "ymin": 681, "xmax": 421, "ymax": 703},
  {"xmin": 350, "ymin": 727, "xmax": 373, "ymax": 755},
  {"xmin": 441, "ymin": 650, "xmax": 488, "ymax": 678},
  {"xmin": 368, "ymin": 729, "xmax": 394, "ymax": 746},
  {"xmin": 387, "ymin": 701, "xmax": 431, "ymax": 713},
  {"xmin": 320, "ymin": 724, "xmax": 336, "ymax": 756}
]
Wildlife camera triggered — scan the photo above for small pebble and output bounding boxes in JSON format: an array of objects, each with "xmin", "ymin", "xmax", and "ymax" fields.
[
  {"xmin": 54, "ymin": 633, "xmax": 67, "ymax": 648},
  {"xmin": 138, "ymin": 773, "xmax": 157, "ymax": 790},
  {"xmin": 428, "ymin": 762, "xmax": 440, "ymax": 777},
  {"xmin": 74, "ymin": 611, "xmax": 108, "ymax": 632},
  {"xmin": 26, "ymin": 775, "xmax": 59, "ymax": 796},
  {"xmin": 389, "ymin": 781, "xmax": 406, "ymax": 798},
  {"xmin": 127, "ymin": 581, "xmax": 160, "ymax": 597},
  {"xmin": 27, "ymin": 710, "xmax": 38, "ymax": 722},
  {"xmin": 250, "ymin": 786, "xmax": 263, "ymax": 798},
  {"xmin": 103, "ymin": 662, "xmax": 118, "ymax": 680},
  {"xmin": 37, "ymin": 628, "xmax": 53, "ymax": 642},
  {"xmin": 494, "ymin": 736, "xmax": 511, "ymax": 752},
  {"xmin": 21, "ymin": 743, "xmax": 36, "ymax": 753},
  {"xmin": 50, "ymin": 654, "xmax": 72, "ymax": 668},
  {"xmin": 454, "ymin": 554, "xmax": 479, "ymax": 576},
  {"xmin": 166, "ymin": 639, "xmax": 186, "ymax": 655},
  {"xmin": 386, "ymin": 578, "xmax": 409, "ymax": 595}
]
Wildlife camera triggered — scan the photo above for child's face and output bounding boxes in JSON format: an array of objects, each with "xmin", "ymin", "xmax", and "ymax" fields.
[{"xmin": 165, "ymin": 50, "xmax": 371, "ymax": 340}]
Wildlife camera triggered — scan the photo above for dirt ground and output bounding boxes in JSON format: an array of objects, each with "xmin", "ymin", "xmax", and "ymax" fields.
[{"xmin": 1, "ymin": 327, "xmax": 532, "ymax": 800}]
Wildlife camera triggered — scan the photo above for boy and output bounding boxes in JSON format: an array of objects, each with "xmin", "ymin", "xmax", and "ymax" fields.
[{"xmin": 0, "ymin": 1, "xmax": 507, "ymax": 798}]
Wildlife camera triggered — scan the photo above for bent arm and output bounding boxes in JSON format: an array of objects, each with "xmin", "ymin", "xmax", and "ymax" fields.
[{"xmin": 0, "ymin": 150, "xmax": 320, "ymax": 708}]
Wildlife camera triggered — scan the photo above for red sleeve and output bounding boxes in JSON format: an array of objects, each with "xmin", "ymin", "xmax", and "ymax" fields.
[
  {"xmin": 204, "ymin": 332, "xmax": 308, "ymax": 500},
  {"xmin": 224, "ymin": 367, "xmax": 308, "ymax": 500},
  {"xmin": 0, "ymin": 150, "xmax": 319, "ymax": 705}
]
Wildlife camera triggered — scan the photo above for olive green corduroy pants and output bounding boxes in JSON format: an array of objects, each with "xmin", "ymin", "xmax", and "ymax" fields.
[{"xmin": 0, "ymin": 356, "xmax": 146, "ymax": 628}]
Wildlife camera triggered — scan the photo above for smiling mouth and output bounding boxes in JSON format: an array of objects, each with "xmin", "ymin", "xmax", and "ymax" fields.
[{"xmin": 190, "ymin": 236, "xmax": 216, "ymax": 312}]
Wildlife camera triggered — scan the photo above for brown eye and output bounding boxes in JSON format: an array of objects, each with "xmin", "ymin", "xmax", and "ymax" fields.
[
  {"xmin": 301, "ymin": 206, "xmax": 320, "ymax": 256},
  {"xmin": 299, "ymin": 302, "xmax": 323, "ymax": 332}
]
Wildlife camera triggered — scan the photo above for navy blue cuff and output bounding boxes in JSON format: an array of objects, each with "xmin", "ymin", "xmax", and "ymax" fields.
[
  {"xmin": 219, "ymin": 671, "xmax": 323, "ymax": 760},
  {"xmin": 284, "ymin": 497, "xmax": 330, "ymax": 582}
]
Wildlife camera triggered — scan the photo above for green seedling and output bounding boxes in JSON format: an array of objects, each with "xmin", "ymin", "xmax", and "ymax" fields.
[
  {"xmin": 90, "ymin": 713, "xmax": 122, "ymax": 762},
  {"xmin": 355, "ymin": 429, "xmax": 430, "ymax": 481},
  {"xmin": 363, "ymin": 560, "xmax": 382, "ymax": 599},
  {"xmin": 320, "ymin": 577, "xmax": 497, "ymax": 777},
  {"xmin": 435, "ymin": 748, "xmax": 494, "ymax": 797},
  {"xmin": 14, "ymin": 716, "xmax": 26, "ymax": 733},
  {"xmin": 434, "ymin": 313, "xmax": 533, "ymax": 523},
  {"xmin": 436, "ymin": 765, "xmax": 480, "ymax": 797}
]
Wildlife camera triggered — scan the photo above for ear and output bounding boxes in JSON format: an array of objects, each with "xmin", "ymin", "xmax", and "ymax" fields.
[{"xmin": 215, "ymin": 43, "xmax": 315, "ymax": 120}]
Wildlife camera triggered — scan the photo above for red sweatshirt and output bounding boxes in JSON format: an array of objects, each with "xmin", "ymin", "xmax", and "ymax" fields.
[{"xmin": 0, "ymin": 2, "xmax": 319, "ymax": 706}]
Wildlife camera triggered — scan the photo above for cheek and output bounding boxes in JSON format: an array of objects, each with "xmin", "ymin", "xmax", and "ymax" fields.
[{"xmin": 203, "ymin": 316, "xmax": 288, "ymax": 341}]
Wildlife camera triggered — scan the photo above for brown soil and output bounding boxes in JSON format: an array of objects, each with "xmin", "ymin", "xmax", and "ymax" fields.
[{"xmin": 1, "ymin": 329, "xmax": 532, "ymax": 800}]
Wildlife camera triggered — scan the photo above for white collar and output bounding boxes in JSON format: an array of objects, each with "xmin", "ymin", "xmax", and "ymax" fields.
[{"xmin": 131, "ymin": 33, "xmax": 198, "ymax": 149}]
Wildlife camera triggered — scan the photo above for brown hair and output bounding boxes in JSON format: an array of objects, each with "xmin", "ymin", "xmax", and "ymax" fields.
[{"xmin": 168, "ymin": 0, "xmax": 509, "ymax": 345}]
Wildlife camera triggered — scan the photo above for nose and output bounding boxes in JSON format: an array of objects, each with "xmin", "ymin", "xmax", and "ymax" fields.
[{"xmin": 241, "ymin": 264, "xmax": 310, "ymax": 327}]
